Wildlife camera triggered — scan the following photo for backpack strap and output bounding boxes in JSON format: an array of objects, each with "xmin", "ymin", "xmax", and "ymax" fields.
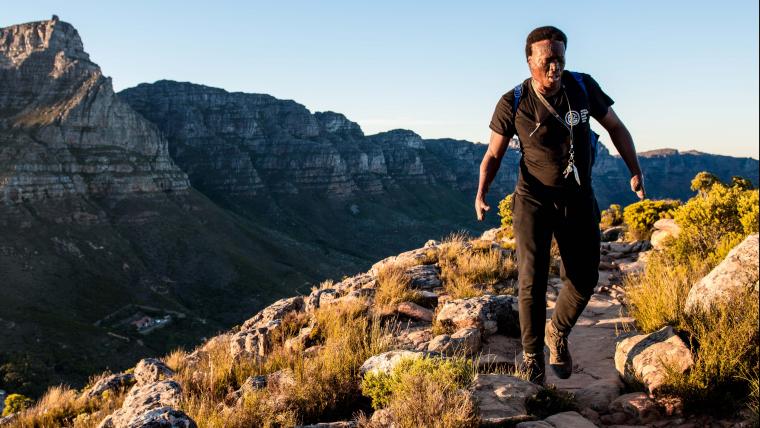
[
  {"xmin": 569, "ymin": 71, "xmax": 600, "ymax": 167},
  {"xmin": 512, "ymin": 82, "xmax": 525, "ymax": 153},
  {"xmin": 569, "ymin": 71, "xmax": 588, "ymax": 97},
  {"xmin": 512, "ymin": 83, "xmax": 523, "ymax": 112}
]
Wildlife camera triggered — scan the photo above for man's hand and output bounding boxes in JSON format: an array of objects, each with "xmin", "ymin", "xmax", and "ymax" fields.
[
  {"xmin": 631, "ymin": 173, "xmax": 645, "ymax": 200},
  {"xmin": 475, "ymin": 195, "xmax": 490, "ymax": 221},
  {"xmin": 476, "ymin": 131, "xmax": 509, "ymax": 221}
]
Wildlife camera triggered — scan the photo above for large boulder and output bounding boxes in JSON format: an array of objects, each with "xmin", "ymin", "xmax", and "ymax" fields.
[
  {"xmin": 470, "ymin": 374, "xmax": 541, "ymax": 425},
  {"xmin": 435, "ymin": 294, "xmax": 519, "ymax": 337},
  {"xmin": 98, "ymin": 380, "xmax": 196, "ymax": 428},
  {"xmin": 615, "ymin": 326, "xmax": 693, "ymax": 394},
  {"xmin": 685, "ymin": 233, "xmax": 759, "ymax": 314}
]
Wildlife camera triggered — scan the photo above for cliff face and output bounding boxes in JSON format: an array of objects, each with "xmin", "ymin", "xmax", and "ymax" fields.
[
  {"xmin": 118, "ymin": 81, "xmax": 522, "ymax": 209},
  {"xmin": 0, "ymin": 16, "xmax": 189, "ymax": 204},
  {"xmin": 120, "ymin": 80, "xmax": 758, "ymax": 211}
]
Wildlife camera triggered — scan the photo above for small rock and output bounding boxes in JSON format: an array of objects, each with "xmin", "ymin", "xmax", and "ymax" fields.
[
  {"xmin": 84, "ymin": 373, "xmax": 136, "ymax": 398},
  {"xmin": 306, "ymin": 288, "xmax": 338, "ymax": 312},
  {"xmin": 405, "ymin": 264, "xmax": 442, "ymax": 290},
  {"xmin": 396, "ymin": 301, "xmax": 434, "ymax": 322},
  {"xmin": 435, "ymin": 294, "xmax": 519, "ymax": 337},
  {"xmin": 481, "ymin": 228, "xmax": 500, "ymax": 241},
  {"xmin": 543, "ymin": 411, "xmax": 598, "ymax": 428},
  {"xmin": 579, "ymin": 407, "xmax": 601, "ymax": 425},
  {"xmin": 600, "ymin": 411, "xmax": 629, "ymax": 425},
  {"xmin": 515, "ymin": 421, "xmax": 553, "ymax": 427},
  {"xmin": 426, "ymin": 327, "xmax": 481, "ymax": 356},
  {"xmin": 574, "ymin": 377, "xmax": 624, "ymax": 411},
  {"xmin": 134, "ymin": 358, "xmax": 174, "ymax": 386},
  {"xmin": 602, "ymin": 226, "xmax": 625, "ymax": 242},
  {"xmin": 333, "ymin": 272, "xmax": 377, "ymax": 295},
  {"xmin": 470, "ymin": 374, "xmax": 541, "ymax": 424},
  {"xmin": 241, "ymin": 296, "xmax": 304, "ymax": 331},
  {"xmin": 609, "ymin": 392, "xmax": 662, "ymax": 424},
  {"xmin": 359, "ymin": 350, "xmax": 426, "ymax": 376},
  {"xmin": 615, "ymin": 326, "xmax": 693, "ymax": 394},
  {"xmin": 653, "ymin": 218, "xmax": 681, "ymax": 235}
]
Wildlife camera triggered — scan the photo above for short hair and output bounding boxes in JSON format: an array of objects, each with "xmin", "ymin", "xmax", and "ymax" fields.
[{"xmin": 525, "ymin": 26, "xmax": 567, "ymax": 59}]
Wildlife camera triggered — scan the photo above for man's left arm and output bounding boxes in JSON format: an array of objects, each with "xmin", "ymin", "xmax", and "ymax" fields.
[{"xmin": 598, "ymin": 107, "xmax": 646, "ymax": 200}]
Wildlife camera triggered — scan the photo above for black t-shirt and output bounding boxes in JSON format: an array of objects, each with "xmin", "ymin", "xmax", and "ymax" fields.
[{"xmin": 490, "ymin": 71, "xmax": 614, "ymax": 196}]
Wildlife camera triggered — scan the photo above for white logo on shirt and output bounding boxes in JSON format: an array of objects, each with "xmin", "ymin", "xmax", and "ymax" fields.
[
  {"xmin": 565, "ymin": 110, "xmax": 580, "ymax": 126},
  {"xmin": 580, "ymin": 109, "xmax": 589, "ymax": 123}
]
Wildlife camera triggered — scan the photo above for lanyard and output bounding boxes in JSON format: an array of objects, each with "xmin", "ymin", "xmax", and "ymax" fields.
[{"xmin": 531, "ymin": 82, "xmax": 581, "ymax": 186}]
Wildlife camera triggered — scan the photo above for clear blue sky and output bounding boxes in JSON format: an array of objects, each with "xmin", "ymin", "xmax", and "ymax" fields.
[{"xmin": 3, "ymin": 1, "xmax": 759, "ymax": 158}]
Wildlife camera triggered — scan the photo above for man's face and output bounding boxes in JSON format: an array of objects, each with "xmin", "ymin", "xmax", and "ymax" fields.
[{"xmin": 528, "ymin": 39, "xmax": 566, "ymax": 94}]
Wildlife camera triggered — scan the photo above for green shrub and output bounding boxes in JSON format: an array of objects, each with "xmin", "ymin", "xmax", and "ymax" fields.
[
  {"xmin": 497, "ymin": 193, "xmax": 514, "ymax": 232},
  {"xmin": 361, "ymin": 356, "xmax": 475, "ymax": 410},
  {"xmin": 3, "ymin": 393, "xmax": 32, "ymax": 416},
  {"xmin": 360, "ymin": 356, "xmax": 478, "ymax": 428},
  {"xmin": 690, "ymin": 171, "xmax": 721, "ymax": 195},
  {"xmin": 670, "ymin": 181, "xmax": 757, "ymax": 265},
  {"xmin": 623, "ymin": 199, "xmax": 681, "ymax": 240},
  {"xmin": 600, "ymin": 203, "xmax": 623, "ymax": 229},
  {"xmin": 731, "ymin": 176, "xmax": 754, "ymax": 191},
  {"xmin": 625, "ymin": 172, "xmax": 760, "ymax": 416}
]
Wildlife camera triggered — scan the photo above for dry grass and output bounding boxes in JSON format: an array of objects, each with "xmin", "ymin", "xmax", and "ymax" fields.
[
  {"xmin": 625, "ymin": 227, "xmax": 759, "ymax": 415},
  {"xmin": 624, "ymin": 250, "xmax": 705, "ymax": 333},
  {"xmin": 374, "ymin": 264, "xmax": 420, "ymax": 315},
  {"xmin": 175, "ymin": 298, "xmax": 395, "ymax": 427},
  {"xmin": 437, "ymin": 238, "xmax": 517, "ymax": 299},
  {"xmin": 662, "ymin": 290, "xmax": 759, "ymax": 412},
  {"xmin": 5, "ymin": 384, "xmax": 126, "ymax": 428}
]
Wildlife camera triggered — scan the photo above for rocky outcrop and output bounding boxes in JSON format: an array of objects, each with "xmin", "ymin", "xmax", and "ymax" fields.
[
  {"xmin": 0, "ymin": 17, "xmax": 189, "ymax": 204},
  {"xmin": 615, "ymin": 326, "xmax": 694, "ymax": 394},
  {"xmin": 471, "ymin": 374, "xmax": 540, "ymax": 424},
  {"xmin": 685, "ymin": 233, "xmax": 759, "ymax": 314},
  {"xmin": 435, "ymin": 294, "xmax": 519, "ymax": 337},
  {"xmin": 98, "ymin": 380, "xmax": 195, "ymax": 428}
]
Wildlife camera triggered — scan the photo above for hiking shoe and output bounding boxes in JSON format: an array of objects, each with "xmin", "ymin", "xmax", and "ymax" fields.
[
  {"xmin": 544, "ymin": 320, "xmax": 573, "ymax": 379},
  {"xmin": 519, "ymin": 351, "xmax": 545, "ymax": 385}
]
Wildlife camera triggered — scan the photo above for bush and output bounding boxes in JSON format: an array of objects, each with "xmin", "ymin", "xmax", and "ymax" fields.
[
  {"xmin": 600, "ymin": 203, "xmax": 623, "ymax": 229},
  {"xmin": 3, "ymin": 393, "xmax": 32, "ymax": 416},
  {"xmin": 497, "ymin": 193, "xmax": 514, "ymax": 229},
  {"xmin": 622, "ymin": 199, "xmax": 681, "ymax": 240},
  {"xmin": 690, "ymin": 171, "xmax": 721, "ymax": 195},
  {"xmin": 360, "ymin": 356, "xmax": 477, "ymax": 428},
  {"xmin": 625, "ymin": 172, "xmax": 760, "ymax": 416}
]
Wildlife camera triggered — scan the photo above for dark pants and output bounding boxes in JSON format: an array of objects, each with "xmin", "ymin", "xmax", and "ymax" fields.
[{"xmin": 512, "ymin": 188, "xmax": 601, "ymax": 355}]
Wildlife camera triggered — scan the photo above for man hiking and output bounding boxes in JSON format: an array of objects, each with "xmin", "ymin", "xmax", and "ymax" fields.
[{"xmin": 475, "ymin": 26, "xmax": 645, "ymax": 384}]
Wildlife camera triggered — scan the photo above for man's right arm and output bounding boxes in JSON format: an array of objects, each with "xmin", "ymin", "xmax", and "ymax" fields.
[{"xmin": 475, "ymin": 130, "xmax": 511, "ymax": 221}]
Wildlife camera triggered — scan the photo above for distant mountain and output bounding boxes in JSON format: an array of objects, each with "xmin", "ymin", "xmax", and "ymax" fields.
[
  {"xmin": 119, "ymin": 81, "xmax": 757, "ymax": 212},
  {"xmin": 0, "ymin": 16, "xmax": 756, "ymax": 396}
]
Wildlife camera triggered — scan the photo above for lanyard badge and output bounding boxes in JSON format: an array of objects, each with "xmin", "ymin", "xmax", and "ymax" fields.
[{"xmin": 532, "ymin": 83, "xmax": 581, "ymax": 186}]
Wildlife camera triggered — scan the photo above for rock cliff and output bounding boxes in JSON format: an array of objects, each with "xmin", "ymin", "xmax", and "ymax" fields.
[
  {"xmin": 0, "ymin": 16, "xmax": 189, "ymax": 204},
  {"xmin": 119, "ymin": 81, "xmax": 758, "ymax": 210}
]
